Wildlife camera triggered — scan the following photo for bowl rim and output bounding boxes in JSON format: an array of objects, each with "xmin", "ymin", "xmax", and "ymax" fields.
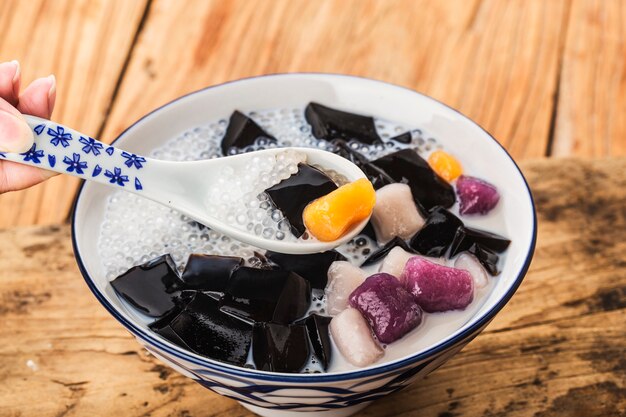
[{"xmin": 71, "ymin": 72, "xmax": 537, "ymax": 383}]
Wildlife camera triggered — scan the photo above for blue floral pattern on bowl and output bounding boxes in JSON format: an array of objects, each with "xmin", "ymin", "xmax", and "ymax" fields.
[{"xmin": 126, "ymin": 327, "xmax": 474, "ymax": 414}]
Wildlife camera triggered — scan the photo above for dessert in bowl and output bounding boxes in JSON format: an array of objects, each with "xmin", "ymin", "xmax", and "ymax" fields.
[{"xmin": 72, "ymin": 74, "xmax": 536, "ymax": 417}]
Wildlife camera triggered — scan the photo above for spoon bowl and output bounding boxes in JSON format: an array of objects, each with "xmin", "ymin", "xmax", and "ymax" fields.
[{"xmin": 3, "ymin": 115, "xmax": 369, "ymax": 254}]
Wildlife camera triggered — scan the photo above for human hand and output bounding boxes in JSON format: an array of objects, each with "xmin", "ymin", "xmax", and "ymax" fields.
[{"xmin": 0, "ymin": 61, "xmax": 57, "ymax": 193}]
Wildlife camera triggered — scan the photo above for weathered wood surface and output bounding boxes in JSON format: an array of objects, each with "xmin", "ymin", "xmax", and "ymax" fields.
[
  {"xmin": 2, "ymin": 0, "xmax": 626, "ymax": 228},
  {"xmin": 101, "ymin": 0, "xmax": 568, "ymax": 161},
  {"xmin": 0, "ymin": 158, "xmax": 624, "ymax": 417},
  {"xmin": 553, "ymin": 0, "xmax": 626, "ymax": 157}
]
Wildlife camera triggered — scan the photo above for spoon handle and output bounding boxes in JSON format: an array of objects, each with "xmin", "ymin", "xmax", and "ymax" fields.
[{"xmin": 1, "ymin": 115, "xmax": 152, "ymax": 193}]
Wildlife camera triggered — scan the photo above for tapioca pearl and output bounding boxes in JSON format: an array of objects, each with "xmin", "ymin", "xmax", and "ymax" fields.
[
  {"xmin": 200, "ymin": 244, "xmax": 214, "ymax": 254},
  {"xmin": 254, "ymin": 210, "xmax": 266, "ymax": 222},
  {"xmin": 270, "ymin": 209, "xmax": 283, "ymax": 222},
  {"xmin": 272, "ymin": 219, "xmax": 286, "ymax": 232}
]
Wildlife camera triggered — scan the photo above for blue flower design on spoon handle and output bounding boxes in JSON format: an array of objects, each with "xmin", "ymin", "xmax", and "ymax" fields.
[{"xmin": 1, "ymin": 115, "xmax": 150, "ymax": 193}]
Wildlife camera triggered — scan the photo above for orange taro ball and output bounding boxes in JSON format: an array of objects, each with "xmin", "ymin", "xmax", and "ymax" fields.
[
  {"xmin": 428, "ymin": 150, "xmax": 463, "ymax": 182},
  {"xmin": 303, "ymin": 178, "xmax": 376, "ymax": 242}
]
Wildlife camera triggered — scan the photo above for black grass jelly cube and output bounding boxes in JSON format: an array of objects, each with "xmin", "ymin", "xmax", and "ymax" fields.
[
  {"xmin": 150, "ymin": 292, "xmax": 253, "ymax": 366},
  {"xmin": 252, "ymin": 322, "xmax": 310, "ymax": 373},
  {"xmin": 219, "ymin": 267, "xmax": 311, "ymax": 324},
  {"xmin": 111, "ymin": 254, "xmax": 184, "ymax": 319},
  {"xmin": 361, "ymin": 237, "xmax": 416, "ymax": 267},
  {"xmin": 181, "ymin": 254, "xmax": 243, "ymax": 292},
  {"xmin": 297, "ymin": 314, "xmax": 333, "ymax": 370},
  {"xmin": 449, "ymin": 227, "xmax": 511, "ymax": 256},
  {"xmin": 409, "ymin": 207, "xmax": 463, "ymax": 257},
  {"xmin": 221, "ymin": 110, "xmax": 276, "ymax": 155},
  {"xmin": 305, "ymin": 102, "xmax": 383, "ymax": 145},
  {"xmin": 265, "ymin": 250, "xmax": 346, "ymax": 289}
]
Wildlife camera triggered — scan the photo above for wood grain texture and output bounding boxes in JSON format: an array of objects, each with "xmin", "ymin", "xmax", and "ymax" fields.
[
  {"xmin": 0, "ymin": 158, "xmax": 624, "ymax": 417},
  {"xmin": 0, "ymin": 0, "xmax": 147, "ymax": 228},
  {"xmin": 553, "ymin": 0, "xmax": 626, "ymax": 157},
  {"xmin": 102, "ymin": 0, "xmax": 569, "ymax": 162},
  {"xmin": 5, "ymin": 0, "xmax": 626, "ymax": 229}
]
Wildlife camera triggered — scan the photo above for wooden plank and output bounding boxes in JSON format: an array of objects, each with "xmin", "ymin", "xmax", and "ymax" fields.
[
  {"xmin": 552, "ymin": 0, "xmax": 626, "ymax": 157},
  {"xmin": 0, "ymin": 157, "xmax": 624, "ymax": 416},
  {"xmin": 0, "ymin": 0, "xmax": 148, "ymax": 228},
  {"xmin": 103, "ymin": 0, "xmax": 569, "ymax": 163},
  {"xmin": 0, "ymin": 0, "xmax": 574, "ymax": 228}
]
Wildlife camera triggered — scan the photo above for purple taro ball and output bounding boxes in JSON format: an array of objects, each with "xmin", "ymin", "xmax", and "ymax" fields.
[
  {"xmin": 349, "ymin": 273, "xmax": 423, "ymax": 344},
  {"xmin": 456, "ymin": 175, "xmax": 500, "ymax": 215},
  {"xmin": 402, "ymin": 257, "xmax": 474, "ymax": 313}
]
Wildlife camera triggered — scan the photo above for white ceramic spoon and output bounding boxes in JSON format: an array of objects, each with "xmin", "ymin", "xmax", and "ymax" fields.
[{"xmin": 2, "ymin": 115, "xmax": 370, "ymax": 254}]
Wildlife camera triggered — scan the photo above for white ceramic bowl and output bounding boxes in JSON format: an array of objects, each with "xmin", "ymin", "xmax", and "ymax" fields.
[{"xmin": 72, "ymin": 74, "xmax": 536, "ymax": 417}]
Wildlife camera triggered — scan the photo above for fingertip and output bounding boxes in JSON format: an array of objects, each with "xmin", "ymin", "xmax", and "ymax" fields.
[
  {"xmin": 0, "ymin": 109, "xmax": 34, "ymax": 153},
  {"xmin": 17, "ymin": 76, "xmax": 56, "ymax": 119},
  {"xmin": 0, "ymin": 61, "xmax": 21, "ymax": 106},
  {"xmin": 0, "ymin": 161, "xmax": 55, "ymax": 192}
]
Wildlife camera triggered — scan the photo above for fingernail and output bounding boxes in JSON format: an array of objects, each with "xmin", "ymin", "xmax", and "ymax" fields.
[
  {"xmin": 11, "ymin": 61, "xmax": 20, "ymax": 97},
  {"xmin": 0, "ymin": 110, "xmax": 34, "ymax": 153},
  {"xmin": 47, "ymin": 74, "xmax": 56, "ymax": 111},
  {"xmin": 10, "ymin": 60, "xmax": 20, "ymax": 83}
]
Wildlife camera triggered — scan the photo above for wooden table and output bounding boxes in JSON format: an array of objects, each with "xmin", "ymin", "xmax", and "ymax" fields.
[
  {"xmin": 0, "ymin": 1, "xmax": 624, "ymax": 415},
  {"xmin": 1, "ymin": 158, "xmax": 625, "ymax": 416}
]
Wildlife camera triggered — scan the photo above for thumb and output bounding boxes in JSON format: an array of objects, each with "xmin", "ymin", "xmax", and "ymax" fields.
[{"xmin": 0, "ymin": 97, "xmax": 34, "ymax": 153}]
